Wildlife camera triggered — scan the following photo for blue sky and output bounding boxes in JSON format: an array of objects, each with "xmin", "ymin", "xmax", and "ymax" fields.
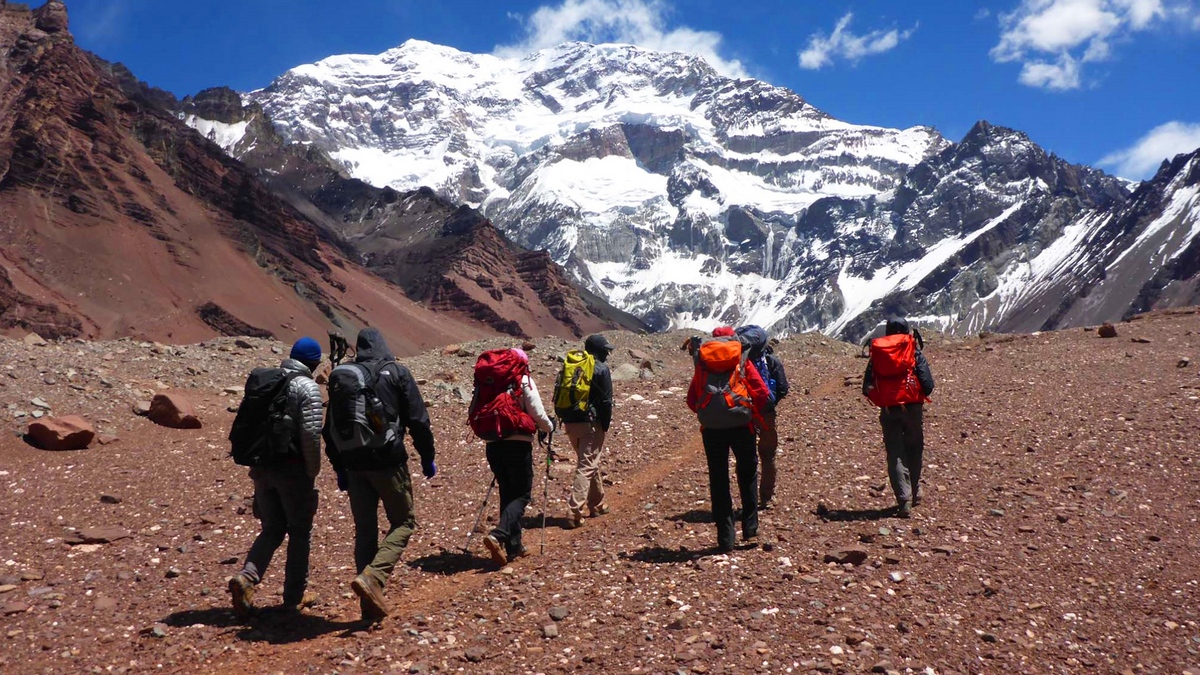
[{"xmin": 66, "ymin": 0, "xmax": 1200, "ymax": 180}]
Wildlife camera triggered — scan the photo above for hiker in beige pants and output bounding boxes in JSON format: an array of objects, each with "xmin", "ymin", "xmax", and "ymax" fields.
[{"xmin": 566, "ymin": 422, "xmax": 607, "ymax": 517}]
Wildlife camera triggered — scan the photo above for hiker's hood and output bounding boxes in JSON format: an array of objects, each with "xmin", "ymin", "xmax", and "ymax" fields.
[
  {"xmin": 711, "ymin": 326, "xmax": 736, "ymax": 337},
  {"xmin": 355, "ymin": 328, "xmax": 395, "ymax": 362},
  {"xmin": 280, "ymin": 359, "xmax": 314, "ymax": 377},
  {"xmin": 885, "ymin": 317, "xmax": 911, "ymax": 336},
  {"xmin": 736, "ymin": 325, "xmax": 769, "ymax": 358}
]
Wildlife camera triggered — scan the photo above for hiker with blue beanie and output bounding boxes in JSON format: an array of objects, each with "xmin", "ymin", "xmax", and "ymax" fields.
[
  {"xmin": 735, "ymin": 325, "xmax": 790, "ymax": 510},
  {"xmin": 228, "ymin": 337, "xmax": 325, "ymax": 616}
]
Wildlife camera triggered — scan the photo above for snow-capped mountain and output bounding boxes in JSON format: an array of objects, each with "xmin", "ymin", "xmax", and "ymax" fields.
[{"xmin": 210, "ymin": 39, "xmax": 1199, "ymax": 340}]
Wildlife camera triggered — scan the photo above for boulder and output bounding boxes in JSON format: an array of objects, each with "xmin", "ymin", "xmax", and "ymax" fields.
[
  {"xmin": 1097, "ymin": 322, "xmax": 1118, "ymax": 338},
  {"xmin": 148, "ymin": 394, "xmax": 202, "ymax": 429},
  {"xmin": 34, "ymin": 0, "xmax": 69, "ymax": 33},
  {"xmin": 132, "ymin": 401, "xmax": 151, "ymax": 416},
  {"xmin": 629, "ymin": 349, "xmax": 651, "ymax": 362},
  {"xmin": 612, "ymin": 363, "xmax": 641, "ymax": 381},
  {"xmin": 521, "ymin": 340, "xmax": 537, "ymax": 352},
  {"xmin": 22, "ymin": 333, "xmax": 48, "ymax": 347},
  {"xmin": 441, "ymin": 344, "xmax": 462, "ymax": 356},
  {"xmin": 27, "ymin": 416, "xmax": 95, "ymax": 450}
]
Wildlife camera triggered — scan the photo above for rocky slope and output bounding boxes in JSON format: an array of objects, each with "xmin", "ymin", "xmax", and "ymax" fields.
[
  {"xmin": 0, "ymin": 1, "xmax": 497, "ymax": 351},
  {"xmin": 240, "ymin": 39, "xmax": 1200, "ymax": 341},
  {"xmin": 0, "ymin": 308, "xmax": 1197, "ymax": 674}
]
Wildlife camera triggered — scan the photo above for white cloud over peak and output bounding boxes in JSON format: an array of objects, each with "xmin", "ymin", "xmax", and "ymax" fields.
[
  {"xmin": 494, "ymin": 0, "xmax": 748, "ymax": 78},
  {"xmin": 990, "ymin": 0, "xmax": 1175, "ymax": 91},
  {"xmin": 1099, "ymin": 121, "xmax": 1200, "ymax": 179},
  {"xmin": 797, "ymin": 13, "xmax": 916, "ymax": 70}
]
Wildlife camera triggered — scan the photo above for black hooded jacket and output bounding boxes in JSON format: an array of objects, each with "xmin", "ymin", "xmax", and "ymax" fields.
[
  {"xmin": 325, "ymin": 328, "xmax": 436, "ymax": 471},
  {"xmin": 584, "ymin": 342, "xmax": 614, "ymax": 432},
  {"xmin": 861, "ymin": 318, "xmax": 935, "ymax": 400}
]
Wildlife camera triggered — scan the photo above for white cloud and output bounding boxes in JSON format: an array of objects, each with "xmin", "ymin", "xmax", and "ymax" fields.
[
  {"xmin": 495, "ymin": 0, "xmax": 747, "ymax": 77},
  {"xmin": 1098, "ymin": 121, "xmax": 1200, "ymax": 179},
  {"xmin": 991, "ymin": 0, "xmax": 1172, "ymax": 90},
  {"xmin": 1017, "ymin": 54, "xmax": 1081, "ymax": 89},
  {"xmin": 797, "ymin": 13, "xmax": 916, "ymax": 70}
]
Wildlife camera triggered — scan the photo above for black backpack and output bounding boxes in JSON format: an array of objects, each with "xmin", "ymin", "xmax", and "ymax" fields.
[{"xmin": 229, "ymin": 368, "xmax": 302, "ymax": 467}]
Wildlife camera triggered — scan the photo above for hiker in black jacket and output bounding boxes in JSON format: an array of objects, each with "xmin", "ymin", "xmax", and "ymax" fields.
[
  {"xmin": 563, "ymin": 334, "xmax": 615, "ymax": 529},
  {"xmin": 324, "ymin": 328, "xmax": 436, "ymax": 622},
  {"xmin": 736, "ymin": 326, "xmax": 790, "ymax": 509},
  {"xmin": 862, "ymin": 318, "xmax": 934, "ymax": 517}
]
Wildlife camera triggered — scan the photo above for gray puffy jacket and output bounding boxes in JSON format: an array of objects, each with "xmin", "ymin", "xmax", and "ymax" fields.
[{"xmin": 280, "ymin": 359, "xmax": 324, "ymax": 478}]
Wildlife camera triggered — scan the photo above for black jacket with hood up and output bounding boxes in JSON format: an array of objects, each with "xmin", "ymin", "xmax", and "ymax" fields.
[
  {"xmin": 324, "ymin": 328, "xmax": 436, "ymax": 471},
  {"xmin": 862, "ymin": 318, "xmax": 935, "ymax": 400}
]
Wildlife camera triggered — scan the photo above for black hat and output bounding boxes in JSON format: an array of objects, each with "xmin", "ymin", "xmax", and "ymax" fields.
[{"xmin": 584, "ymin": 334, "xmax": 616, "ymax": 355}]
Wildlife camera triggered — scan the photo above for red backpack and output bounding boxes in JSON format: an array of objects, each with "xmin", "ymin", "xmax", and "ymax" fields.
[
  {"xmin": 468, "ymin": 349, "xmax": 538, "ymax": 441},
  {"xmin": 866, "ymin": 334, "xmax": 926, "ymax": 407},
  {"xmin": 687, "ymin": 337, "xmax": 759, "ymax": 430}
]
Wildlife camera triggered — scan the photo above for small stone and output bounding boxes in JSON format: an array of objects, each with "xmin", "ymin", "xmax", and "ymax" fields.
[
  {"xmin": 542, "ymin": 623, "xmax": 559, "ymax": 638},
  {"xmin": 219, "ymin": 556, "xmax": 239, "ymax": 565},
  {"xmin": 889, "ymin": 572, "xmax": 904, "ymax": 583},
  {"xmin": 142, "ymin": 624, "xmax": 168, "ymax": 639},
  {"xmin": 549, "ymin": 606, "xmax": 569, "ymax": 621},
  {"xmin": 2, "ymin": 602, "xmax": 30, "ymax": 616},
  {"xmin": 871, "ymin": 661, "xmax": 893, "ymax": 673},
  {"xmin": 165, "ymin": 567, "xmax": 182, "ymax": 579},
  {"xmin": 132, "ymin": 401, "xmax": 151, "ymax": 417},
  {"xmin": 94, "ymin": 597, "xmax": 118, "ymax": 611},
  {"xmin": 1178, "ymin": 357, "xmax": 1191, "ymax": 368},
  {"xmin": 20, "ymin": 571, "xmax": 43, "ymax": 581},
  {"xmin": 0, "ymin": 585, "xmax": 16, "ymax": 594},
  {"xmin": 989, "ymin": 509, "xmax": 1005, "ymax": 517},
  {"xmin": 148, "ymin": 393, "xmax": 202, "ymax": 429},
  {"xmin": 30, "ymin": 397, "xmax": 51, "ymax": 410},
  {"xmin": 1097, "ymin": 323, "xmax": 1118, "ymax": 338},
  {"xmin": 801, "ymin": 575, "xmax": 821, "ymax": 584},
  {"xmin": 66, "ymin": 526, "xmax": 131, "ymax": 545},
  {"xmin": 99, "ymin": 494, "xmax": 122, "ymax": 504},
  {"xmin": 981, "ymin": 632, "xmax": 998, "ymax": 643},
  {"xmin": 464, "ymin": 647, "xmax": 486, "ymax": 663},
  {"xmin": 97, "ymin": 434, "xmax": 119, "ymax": 446}
]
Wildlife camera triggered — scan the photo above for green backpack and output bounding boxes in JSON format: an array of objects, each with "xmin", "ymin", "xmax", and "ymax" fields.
[{"xmin": 554, "ymin": 350, "xmax": 595, "ymax": 422}]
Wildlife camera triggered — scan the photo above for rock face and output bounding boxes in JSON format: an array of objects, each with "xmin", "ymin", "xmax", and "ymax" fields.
[
  {"xmin": 0, "ymin": 4, "xmax": 494, "ymax": 351},
  {"xmin": 148, "ymin": 394, "xmax": 201, "ymax": 429},
  {"xmin": 245, "ymin": 40, "xmax": 1200, "ymax": 341},
  {"xmin": 27, "ymin": 415, "xmax": 95, "ymax": 450}
]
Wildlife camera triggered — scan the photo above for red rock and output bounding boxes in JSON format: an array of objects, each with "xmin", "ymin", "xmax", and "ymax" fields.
[
  {"xmin": 148, "ymin": 394, "xmax": 202, "ymax": 429},
  {"xmin": 1097, "ymin": 322, "xmax": 1118, "ymax": 338},
  {"xmin": 824, "ymin": 547, "xmax": 869, "ymax": 566},
  {"xmin": 66, "ymin": 527, "xmax": 132, "ymax": 545},
  {"xmin": 27, "ymin": 415, "xmax": 95, "ymax": 450}
]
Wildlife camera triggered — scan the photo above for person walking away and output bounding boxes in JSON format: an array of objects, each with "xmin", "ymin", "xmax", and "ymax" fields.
[
  {"xmin": 324, "ymin": 328, "xmax": 436, "ymax": 622},
  {"xmin": 227, "ymin": 337, "xmax": 325, "ymax": 616},
  {"xmin": 468, "ymin": 348, "xmax": 554, "ymax": 566},
  {"xmin": 734, "ymin": 326, "xmax": 790, "ymax": 510},
  {"xmin": 686, "ymin": 334, "xmax": 771, "ymax": 552},
  {"xmin": 553, "ymin": 334, "xmax": 615, "ymax": 528},
  {"xmin": 862, "ymin": 318, "xmax": 934, "ymax": 518}
]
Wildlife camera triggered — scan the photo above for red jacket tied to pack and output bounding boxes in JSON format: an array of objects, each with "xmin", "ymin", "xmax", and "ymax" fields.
[
  {"xmin": 866, "ymin": 334, "xmax": 928, "ymax": 407},
  {"xmin": 686, "ymin": 336, "xmax": 771, "ymax": 429},
  {"xmin": 468, "ymin": 349, "xmax": 537, "ymax": 441}
]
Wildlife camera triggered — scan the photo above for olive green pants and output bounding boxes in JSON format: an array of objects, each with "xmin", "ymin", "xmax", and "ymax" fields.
[{"xmin": 346, "ymin": 463, "xmax": 417, "ymax": 586}]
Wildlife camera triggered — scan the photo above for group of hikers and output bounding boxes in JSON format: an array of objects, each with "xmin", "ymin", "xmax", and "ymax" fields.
[{"xmin": 223, "ymin": 318, "xmax": 934, "ymax": 623}]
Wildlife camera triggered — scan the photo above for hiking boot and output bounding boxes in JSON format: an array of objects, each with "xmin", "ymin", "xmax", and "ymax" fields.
[
  {"xmin": 508, "ymin": 545, "xmax": 531, "ymax": 561},
  {"xmin": 483, "ymin": 534, "xmax": 508, "ymax": 566},
  {"xmin": 281, "ymin": 590, "xmax": 318, "ymax": 613},
  {"xmin": 743, "ymin": 529, "xmax": 759, "ymax": 545},
  {"xmin": 758, "ymin": 500, "xmax": 773, "ymax": 512},
  {"xmin": 589, "ymin": 502, "xmax": 610, "ymax": 518},
  {"xmin": 911, "ymin": 493, "xmax": 923, "ymax": 508},
  {"xmin": 227, "ymin": 573, "xmax": 255, "ymax": 618},
  {"xmin": 351, "ymin": 574, "xmax": 389, "ymax": 621},
  {"xmin": 564, "ymin": 513, "xmax": 585, "ymax": 529},
  {"xmin": 896, "ymin": 501, "xmax": 912, "ymax": 518}
]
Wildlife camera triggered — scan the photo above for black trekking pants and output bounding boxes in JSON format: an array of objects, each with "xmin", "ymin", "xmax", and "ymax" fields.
[
  {"xmin": 485, "ymin": 440, "xmax": 534, "ymax": 556},
  {"xmin": 701, "ymin": 426, "xmax": 758, "ymax": 551},
  {"xmin": 880, "ymin": 403, "xmax": 925, "ymax": 505}
]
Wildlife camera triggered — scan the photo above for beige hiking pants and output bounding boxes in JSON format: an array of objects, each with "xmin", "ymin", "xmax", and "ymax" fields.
[{"xmin": 565, "ymin": 422, "xmax": 607, "ymax": 516}]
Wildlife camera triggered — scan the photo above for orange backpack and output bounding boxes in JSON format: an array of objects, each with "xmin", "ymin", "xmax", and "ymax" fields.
[
  {"xmin": 690, "ymin": 337, "xmax": 757, "ymax": 429},
  {"xmin": 866, "ymin": 333, "xmax": 926, "ymax": 407}
]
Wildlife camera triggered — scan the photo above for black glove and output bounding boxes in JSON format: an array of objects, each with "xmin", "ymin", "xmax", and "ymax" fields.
[{"xmin": 538, "ymin": 430, "xmax": 549, "ymax": 444}]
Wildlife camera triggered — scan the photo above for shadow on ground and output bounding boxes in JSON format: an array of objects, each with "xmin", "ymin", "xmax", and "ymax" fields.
[
  {"xmin": 163, "ymin": 607, "xmax": 364, "ymax": 644},
  {"xmin": 406, "ymin": 549, "xmax": 492, "ymax": 576},
  {"xmin": 666, "ymin": 509, "xmax": 712, "ymax": 523},
  {"xmin": 816, "ymin": 506, "xmax": 899, "ymax": 522},
  {"xmin": 621, "ymin": 545, "xmax": 724, "ymax": 565}
]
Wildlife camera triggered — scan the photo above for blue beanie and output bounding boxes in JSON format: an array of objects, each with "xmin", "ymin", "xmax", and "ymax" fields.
[{"xmin": 290, "ymin": 336, "xmax": 322, "ymax": 364}]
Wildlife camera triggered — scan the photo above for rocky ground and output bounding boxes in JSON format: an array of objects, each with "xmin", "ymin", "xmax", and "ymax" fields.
[{"xmin": 0, "ymin": 310, "xmax": 1198, "ymax": 675}]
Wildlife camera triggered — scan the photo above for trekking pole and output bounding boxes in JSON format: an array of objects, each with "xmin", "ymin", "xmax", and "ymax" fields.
[
  {"xmin": 463, "ymin": 477, "xmax": 496, "ymax": 554},
  {"xmin": 540, "ymin": 428, "xmax": 554, "ymax": 555}
]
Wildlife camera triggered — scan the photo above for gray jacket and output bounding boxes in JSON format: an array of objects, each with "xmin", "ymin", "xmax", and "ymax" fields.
[{"xmin": 280, "ymin": 359, "xmax": 324, "ymax": 478}]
